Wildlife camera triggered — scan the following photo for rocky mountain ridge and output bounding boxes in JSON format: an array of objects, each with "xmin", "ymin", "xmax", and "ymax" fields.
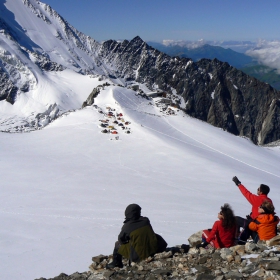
[
  {"xmin": 0, "ymin": 0, "xmax": 280, "ymax": 145},
  {"xmin": 97, "ymin": 36, "xmax": 280, "ymax": 145},
  {"xmin": 36, "ymin": 235, "xmax": 280, "ymax": 280}
]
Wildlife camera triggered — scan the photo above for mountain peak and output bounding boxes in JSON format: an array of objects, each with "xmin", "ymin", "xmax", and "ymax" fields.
[{"xmin": 130, "ymin": 36, "xmax": 145, "ymax": 46}]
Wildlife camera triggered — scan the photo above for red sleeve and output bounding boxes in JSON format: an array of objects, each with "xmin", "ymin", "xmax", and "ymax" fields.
[
  {"xmin": 206, "ymin": 221, "xmax": 220, "ymax": 243},
  {"xmin": 238, "ymin": 184, "xmax": 258, "ymax": 206}
]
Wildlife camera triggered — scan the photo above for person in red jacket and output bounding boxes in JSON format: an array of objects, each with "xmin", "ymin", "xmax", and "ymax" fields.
[
  {"xmin": 232, "ymin": 176, "xmax": 273, "ymax": 244},
  {"xmin": 197, "ymin": 204, "xmax": 236, "ymax": 249}
]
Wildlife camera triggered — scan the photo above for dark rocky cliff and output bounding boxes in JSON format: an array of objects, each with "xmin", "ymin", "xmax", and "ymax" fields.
[{"xmin": 98, "ymin": 36, "xmax": 280, "ymax": 145}]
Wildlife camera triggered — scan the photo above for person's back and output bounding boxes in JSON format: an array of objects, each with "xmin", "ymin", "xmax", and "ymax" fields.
[
  {"xmin": 118, "ymin": 205, "xmax": 158, "ymax": 262},
  {"xmin": 118, "ymin": 204, "xmax": 154, "ymax": 242},
  {"xmin": 106, "ymin": 204, "xmax": 159, "ymax": 269}
]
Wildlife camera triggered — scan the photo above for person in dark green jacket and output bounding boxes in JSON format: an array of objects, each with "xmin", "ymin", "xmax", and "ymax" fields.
[{"xmin": 106, "ymin": 204, "xmax": 159, "ymax": 269}]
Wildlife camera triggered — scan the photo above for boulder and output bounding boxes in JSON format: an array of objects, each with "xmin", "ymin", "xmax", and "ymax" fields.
[
  {"xmin": 188, "ymin": 230, "xmax": 203, "ymax": 247},
  {"xmin": 266, "ymin": 235, "xmax": 280, "ymax": 246}
]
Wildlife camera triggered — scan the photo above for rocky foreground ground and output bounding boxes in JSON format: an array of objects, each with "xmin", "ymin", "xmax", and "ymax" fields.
[{"xmin": 36, "ymin": 239, "xmax": 280, "ymax": 280}]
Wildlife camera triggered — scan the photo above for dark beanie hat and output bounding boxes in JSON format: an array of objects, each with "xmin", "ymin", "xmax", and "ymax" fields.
[{"xmin": 124, "ymin": 204, "xmax": 141, "ymax": 220}]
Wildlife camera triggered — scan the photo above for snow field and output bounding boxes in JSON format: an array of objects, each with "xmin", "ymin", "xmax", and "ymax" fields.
[{"xmin": 1, "ymin": 86, "xmax": 280, "ymax": 280}]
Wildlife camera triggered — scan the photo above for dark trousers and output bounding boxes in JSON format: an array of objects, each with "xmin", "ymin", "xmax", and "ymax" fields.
[
  {"xmin": 236, "ymin": 216, "xmax": 259, "ymax": 244},
  {"xmin": 112, "ymin": 241, "xmax": 123, "ymax": 263}
]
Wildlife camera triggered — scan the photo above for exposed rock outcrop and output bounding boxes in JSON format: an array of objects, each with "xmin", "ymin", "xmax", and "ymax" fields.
[
  {"xmin": 0, "ymin": 68, "xmax": 18, "ymax": 104},
  {"xmin": 82, "ymin": 87, "xmax": 101, "ymax": 108},
  {"xmin": 35, "ymin": 103, "xmax": 59, "ymax": 128},
  {"xmin": 37, "ymin": 241, "xmax": 280, "ymax": 280}
]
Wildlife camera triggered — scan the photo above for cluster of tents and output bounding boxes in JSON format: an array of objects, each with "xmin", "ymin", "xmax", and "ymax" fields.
[{"xmin": 94, "ymin": 105, "xmax": 132, "ymax": 137}]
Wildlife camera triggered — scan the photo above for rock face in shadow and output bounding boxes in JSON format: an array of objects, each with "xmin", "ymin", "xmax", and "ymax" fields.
[
  {"xmin": 0, "ymin": 68, "xmax": 18, "ymax": 104},
  {"xmin": 98, "ymin": 36, "xmax": 280, "ymax": 145},
  {"xmin": 82, "ymin": 87, "xmax": 100, "ymax": 108}
]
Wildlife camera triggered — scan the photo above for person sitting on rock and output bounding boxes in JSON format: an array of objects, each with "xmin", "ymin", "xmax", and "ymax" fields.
[
  {"xmin": 248, "ymin": 200, "xmax": 279, "ymax": 243},
  {"xmin": 106, "ymin": 204, "xmax": 164, "ymax": 269},
  {"xmin": 232, "ymin": 176, "xmax": 273, "ymax": 244},
  {"xmin": 197, "ymin": 204, "xmax": 236, "ymax": 249}
]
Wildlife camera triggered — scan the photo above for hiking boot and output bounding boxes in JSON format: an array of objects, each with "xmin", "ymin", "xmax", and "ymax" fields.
[
  {"xmin": 106, "ymin": 250, "xmax": 123, "ymax": 269},
  {"xmin": 181, "ymin": 244, "xmax": 190, "ymax": 253},
  {"xmin": 237, "ymin": 240, "xmax": 246, "ymax": 245},
  {"xmin": 106, "ymin": 261, "xmax": 123, "ymax": 269},
  {"xmin": 165, "ymin": 247, "xmax": 181, "ymax": 255}
]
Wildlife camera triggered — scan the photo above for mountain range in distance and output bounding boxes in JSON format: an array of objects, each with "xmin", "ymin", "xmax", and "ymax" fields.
[
  {"xmin": 148, "ymin": 42, "xmax": 280, "ymax": 90},
  {"xmin": 1, "ymin": 0, "xmax": 280, "ymax": 146}
]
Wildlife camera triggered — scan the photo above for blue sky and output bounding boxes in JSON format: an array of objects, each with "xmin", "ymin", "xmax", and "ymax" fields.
[{"xmin": 42, "ymin": 0, "xmax": 279, "ymax": 42}]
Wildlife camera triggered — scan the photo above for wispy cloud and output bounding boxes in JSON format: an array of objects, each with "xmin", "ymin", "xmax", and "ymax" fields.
[
  {"xmin": 161, "ymin": 39, "xmax": 257, "ymax": 53},
  {"xmin": 161, "ymin": 39, "xmax": 280, "ymax": 72},
  {"xmin": 162, "ymin": 39, "xmax": 207, "ymax": 49},
  {"xmin": 246, "ymin": 40, "xmax": 280, "ymax": 73}
]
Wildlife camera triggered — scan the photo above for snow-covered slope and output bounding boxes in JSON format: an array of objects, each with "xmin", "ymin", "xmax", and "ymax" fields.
[
  {"xmin": 1, "ymin": 85, "xmax": 280, "ymax": 280},
  {"xmin": 0, "ymin": 0, "xmax": 118, "ymax": 131},
  {"xmin": 1, "ymin": 0, "xmax": 102, "ymax": 72}
]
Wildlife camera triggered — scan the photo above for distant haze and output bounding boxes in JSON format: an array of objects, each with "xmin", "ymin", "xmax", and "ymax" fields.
[
  {"xmin": 41, "ymin": 0, "xmax": 280, "ymax": 73},
  {"xmin": 151, "ymin": 39, "xmax": 280, "ymax": 74}
]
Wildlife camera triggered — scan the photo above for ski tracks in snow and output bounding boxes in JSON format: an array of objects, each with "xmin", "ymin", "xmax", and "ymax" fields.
[
  {"xmin": 146, "ymin": 117, "xmax": 280, "ymax": 179},
  {"xmin": 0, "ymin": 209, "xmax": 207, "ymax": 225},
  {"xmin": 0, "ymin": 209, "xmax": 122, "ymax": 223},
  {"xmin": 113, "ymin": 88, "xmax": 280, "ymax": 179}
]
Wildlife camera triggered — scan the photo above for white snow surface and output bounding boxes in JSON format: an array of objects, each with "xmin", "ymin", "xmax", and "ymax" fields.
[
  {"xmin": 2, "ymin": 0, "xmax": 100, "ymax": 73},
  {"xmin": 1, "ymin": 1, "xmax": 280, "ymax": 279},
  {"xmin": 0, "ymin": 0, "xmax": 115, "ymax": 124},
  {"xmin": 1, "ymin": 84, "xmax": 280, "ymax": 280}
]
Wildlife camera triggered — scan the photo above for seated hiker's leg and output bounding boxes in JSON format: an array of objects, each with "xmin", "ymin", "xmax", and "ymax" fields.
[
  {"xmin": 166, "ymin": 245, "xmax": 189, "ymax": 254},
  {"xmin": 235, "ymin": 216, "xmax": 248, "ymax": 230},
  {"xmin": 251, "ymin": 231, "xmax": 259, "ymax": 244},
  {"xmin": 235, "ymin": 216, "xmax": 249, "ymax": 241},
  {"xmin": 202, "ymin": 229, "xmax": 211, "ymax": 243},
  {"xmin": 201, "ymin": 229, "xmax": 215, "ymax": 248},
  {"xmin": 106, "ymin": 241, "xmax": 123, "ymax": 269},
  {"xmin": 165, "ymin": 246, "xmax": 181, "ymax": 254},
  {"xmin": 181, "ymin": 244, "xmax": 190, "ymax": 253},
  {"xmin": 238, "ymin": 226, "xmax": 252, "ymax": 245}
]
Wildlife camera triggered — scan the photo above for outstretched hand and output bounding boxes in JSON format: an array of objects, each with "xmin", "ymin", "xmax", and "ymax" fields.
[{"xmin": 232, "ymin": 176, "xmax": 241, "ymax": 186}]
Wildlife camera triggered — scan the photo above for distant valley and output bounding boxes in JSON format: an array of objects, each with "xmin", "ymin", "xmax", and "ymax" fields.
[{"xmin": 148, "ymin": 42, "xmax": 280, "ymax": 90}]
